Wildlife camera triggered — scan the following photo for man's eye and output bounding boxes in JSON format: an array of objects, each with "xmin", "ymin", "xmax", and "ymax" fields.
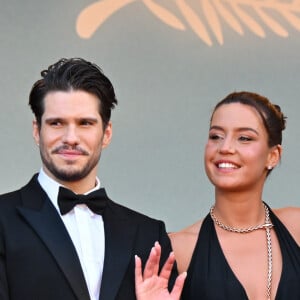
[
  {"xmin": 50, "ymin": 121, "xmax": 61, "ymax": 126},
  {"xmin": 80, "ymin": 121, "xmax": 93, "ymax": 126}
]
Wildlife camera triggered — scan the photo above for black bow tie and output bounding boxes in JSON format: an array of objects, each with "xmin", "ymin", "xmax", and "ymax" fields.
[{"xmin": 57, "ymin": 186, "xmax": 108, "ymax": 215}]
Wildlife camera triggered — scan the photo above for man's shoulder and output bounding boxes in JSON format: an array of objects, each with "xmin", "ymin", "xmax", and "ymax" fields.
[
  {"xmin": 0, "ymin": 174, "xmax": 39, "ymax": 206},
  {"xmin": 106, "ymin": 197, "xmax": 164, "ymax": 225},
  {"xmin": 0, "ymin": 189, "xmax": 23, "ymax": 218},
  {"xmin": 0, "ymin": 188, "xmax": 22, "ymax": 202}
]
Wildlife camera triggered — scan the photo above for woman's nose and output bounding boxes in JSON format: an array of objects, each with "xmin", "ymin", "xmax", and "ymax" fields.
[{"xmin": 218, "ymin": 137, "xmax": 235, "ymax": 154}]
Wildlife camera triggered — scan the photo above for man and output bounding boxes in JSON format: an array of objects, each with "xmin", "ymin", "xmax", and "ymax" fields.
[{"xmin": 0, "ymin": 58, "xmax": 175, "ymax": 300}]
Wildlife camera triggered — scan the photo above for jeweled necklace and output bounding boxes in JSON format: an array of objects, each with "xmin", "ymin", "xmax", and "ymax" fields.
[{"xmin": 210, "ymin": 204, "xmax": 274, "ymax": 300}]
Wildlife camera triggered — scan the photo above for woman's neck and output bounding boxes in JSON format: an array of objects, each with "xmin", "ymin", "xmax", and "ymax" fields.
[{"xmin": 213, "ymin": 190, "xmax": 266, "ymax": 228}]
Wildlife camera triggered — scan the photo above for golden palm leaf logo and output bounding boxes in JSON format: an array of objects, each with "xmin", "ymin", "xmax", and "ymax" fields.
[{"xmin": 76, "ymin": 0, "xmax": 300, "ymax": 46}]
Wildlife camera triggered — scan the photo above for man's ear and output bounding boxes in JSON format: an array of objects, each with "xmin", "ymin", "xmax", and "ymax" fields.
[
  {"xmin": 102, "ymin": 122, "xmax": 112, "ymax": 149},
  {"xmin": 32, "ymin": 120, "xmax": 40, "ymax": 146}
]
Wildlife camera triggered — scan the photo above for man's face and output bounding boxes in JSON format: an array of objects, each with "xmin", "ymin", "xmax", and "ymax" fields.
[{"xmin": 33, "ymin": 90, "xmax": 112, "ymax": 188}]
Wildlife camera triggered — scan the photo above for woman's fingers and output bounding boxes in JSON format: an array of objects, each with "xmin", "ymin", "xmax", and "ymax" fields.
[
  {"xmin": 143, "ymin": 242, "xmax": 161, "ymax": 278},
  {"xmin": 157, "ymin": 251, "xmax": 176, "ymax": 280},
  {"xmin": 135, "ymin": 255, "xmax": 143, "ymax": 286},
  {"xmin": 170, "ymin": 271, "xmax": 187, "ymax": 298},
  {"xmin": 135, "ymin": 242, "xmax": 186, "ymax": 300}
]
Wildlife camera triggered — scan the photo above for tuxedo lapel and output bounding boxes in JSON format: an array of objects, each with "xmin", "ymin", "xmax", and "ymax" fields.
[
  {"xmin": 17, "ymin": 177, "xmax": 90, "ymax": 300},
  {"xmin": 100, "ymin": 202, "xmax": 137, "ymax": 300}
]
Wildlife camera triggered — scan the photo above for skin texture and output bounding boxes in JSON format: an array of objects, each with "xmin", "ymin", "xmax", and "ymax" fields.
[
  {"xmin": 205, "ymin": 103, "xmax": 278, "ymax": 193},
  {"xmin": 135, "ymin": 242, "xmax": 186, "ymax": 300},
  {"xmin": 32, "ymin": 90, "xmax": 112, "ymax": 194},
  {"xmin": 170, "ymin": 103, "xmax": 300, "ymax": 299},
  {"xmin": 135, "ymin": 101, "xmax": 300, "ymax": 300}
]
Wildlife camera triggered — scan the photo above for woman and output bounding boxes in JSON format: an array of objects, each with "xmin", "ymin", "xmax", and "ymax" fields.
[{"xmin": 135, "ymin": 91, "xmax": 300, "ymax": 300}]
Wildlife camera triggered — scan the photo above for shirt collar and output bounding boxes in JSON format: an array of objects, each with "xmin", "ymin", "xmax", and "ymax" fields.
[{"xmin": 37, "ymin": 168, "xmax": 101, "ymax": 212}]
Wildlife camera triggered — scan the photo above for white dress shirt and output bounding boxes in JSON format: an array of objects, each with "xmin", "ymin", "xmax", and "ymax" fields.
[{"xmin": 38, "ymin": 169, "xmax": 105, "ymax": 300}]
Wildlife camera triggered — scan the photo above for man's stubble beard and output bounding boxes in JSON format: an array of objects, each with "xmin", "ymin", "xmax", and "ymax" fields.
[{"xmin": 39, "ymin": 147, "xmax": 101, "ymax": 182}]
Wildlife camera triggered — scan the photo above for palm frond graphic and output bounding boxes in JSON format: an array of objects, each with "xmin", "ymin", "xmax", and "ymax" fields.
[{"xmin": 76, "ymin": 0, "xmax": 300, "ymax": 46}]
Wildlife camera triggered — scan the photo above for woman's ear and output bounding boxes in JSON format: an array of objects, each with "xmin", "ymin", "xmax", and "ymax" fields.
[{"xmin": 267, "ymin": 144, "xmax": 282, "ymax": 169}]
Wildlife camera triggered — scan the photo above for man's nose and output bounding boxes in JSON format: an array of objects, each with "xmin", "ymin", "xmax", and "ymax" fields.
[{"xmin": 62, "ymin": 125, "xmax": 80, "ymax": 145}]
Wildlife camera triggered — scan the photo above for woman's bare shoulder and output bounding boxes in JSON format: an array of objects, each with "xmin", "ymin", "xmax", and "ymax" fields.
[
  {"xmin": 170, "ymin": 219, "xmax": 203, "ymax": 238},
  {"xmin": 273, "ymin": 206, "xmax": 300, "ymax": 245},
  {"xmin": 169, "ymin": 219, "xmax": 203, "ymax": 273}
]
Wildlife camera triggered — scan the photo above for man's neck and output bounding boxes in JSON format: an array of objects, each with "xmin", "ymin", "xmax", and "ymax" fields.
[{"xmin": 40, "ymin": 168, "xmax": 100, "ymax": 194}]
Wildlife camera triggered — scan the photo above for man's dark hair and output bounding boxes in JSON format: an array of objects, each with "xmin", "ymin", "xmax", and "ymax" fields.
[{"xmin": 29, "ymin": 58, "xmax": 118, "ymax": 128}]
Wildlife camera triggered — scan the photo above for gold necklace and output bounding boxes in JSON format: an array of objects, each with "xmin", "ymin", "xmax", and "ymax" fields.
[{"xmin": 210, "ymin": 204, "xmax": 274, "ymax": 300}]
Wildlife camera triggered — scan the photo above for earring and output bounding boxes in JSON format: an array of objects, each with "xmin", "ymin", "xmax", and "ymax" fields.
[{"xmin": 267, "ymin": 166, "xmax": 273, "ymax": 170}]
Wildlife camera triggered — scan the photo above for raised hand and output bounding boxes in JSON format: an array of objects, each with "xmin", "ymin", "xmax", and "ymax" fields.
[{"xmin": 135, "ymin": 241, "xmax": 186, "ymax": 300}]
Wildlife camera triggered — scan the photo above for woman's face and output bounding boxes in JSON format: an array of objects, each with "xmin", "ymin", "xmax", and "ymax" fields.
[{"xmin": 204, "ymin": 103, "xmax": 278, "ymax": 193}]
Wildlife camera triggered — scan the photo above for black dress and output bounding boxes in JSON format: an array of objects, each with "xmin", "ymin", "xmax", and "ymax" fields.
[{"xmin": 181, "ymin": 207, "xmax": 300, "ymax": 299}]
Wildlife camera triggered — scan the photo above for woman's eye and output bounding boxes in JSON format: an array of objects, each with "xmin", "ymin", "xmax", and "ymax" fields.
[
  {"xmin": 239, "ymin": 136, "xmax": 252, "ymax": 142},
  {"xmin": 209, "ymin": 134, "xmax": 222, "ymax": 140}
]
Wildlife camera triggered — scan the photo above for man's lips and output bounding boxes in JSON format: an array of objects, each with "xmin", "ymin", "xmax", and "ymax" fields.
[
  {"xmin": 57, "ymin": 149, "xmax": 84, "ymax": 155},
  {"xmin": 52, "ymin": 146, "xmax": 88, "ymax": 156}
]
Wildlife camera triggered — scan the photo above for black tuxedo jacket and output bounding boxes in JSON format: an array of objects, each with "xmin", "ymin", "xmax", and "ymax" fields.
[{"xmin": 0, "ymin": 175, "xmax": 176, "ymax": 300}]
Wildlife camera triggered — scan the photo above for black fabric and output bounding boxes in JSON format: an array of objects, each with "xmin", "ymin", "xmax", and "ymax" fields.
[
  {"xmin": 182, "ymin": 206, "xmax": 300, "ymax": 300},
  {"xmin": 57, "ymin": 186, "xmax": 108, "ymax": 215},
  {"xmin": 0, "ymin": 175, "xmax": 177, "ymax": 300}
]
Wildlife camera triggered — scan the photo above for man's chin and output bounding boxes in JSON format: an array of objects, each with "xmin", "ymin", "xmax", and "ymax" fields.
[{"xmin": 49, "ymin": 167, "xmax": 88, "ymax": 182}]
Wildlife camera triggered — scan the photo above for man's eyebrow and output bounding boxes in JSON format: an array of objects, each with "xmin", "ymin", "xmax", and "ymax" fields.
[
  {"xmin": 44, "ymin": 117, "xmax": 99, "ymax": 122},
  {"xmin": 77, "ymin": 117, "xmax": 99, "ymax": 123},
  {"xmin": 44, "ymin": 117, "xmax": 63, "ymax": 123}
]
